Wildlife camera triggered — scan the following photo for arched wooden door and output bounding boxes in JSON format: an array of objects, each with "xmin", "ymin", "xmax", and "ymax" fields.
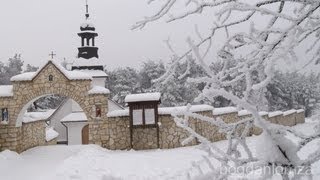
[{"xmin": 82, "ymin": 125, "xmax": 89, "ymax": 145}]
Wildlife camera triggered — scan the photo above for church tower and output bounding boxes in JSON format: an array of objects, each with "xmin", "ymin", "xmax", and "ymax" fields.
[{"xmin": 72, "ymin": 1, "xmax": 104, "ymax": 71}]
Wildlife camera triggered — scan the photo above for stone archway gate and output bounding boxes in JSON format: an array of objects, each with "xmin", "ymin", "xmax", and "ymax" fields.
[{"xmin": 0, "ymin": 60, "xmax": 109, "ymax": 152}]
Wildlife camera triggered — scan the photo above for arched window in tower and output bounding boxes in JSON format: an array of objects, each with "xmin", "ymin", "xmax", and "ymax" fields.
[
  {"xmin": 49, "ymin": 75, "xmax": 53, "ymax": 82},
  {"xmin": 95, "ymin": 105, "xmax": 102, "ymax": 117}
]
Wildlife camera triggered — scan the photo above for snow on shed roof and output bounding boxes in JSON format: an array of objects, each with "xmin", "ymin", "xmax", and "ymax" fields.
[
  {"xmin": 107, "ymin": 109, "xmax": 129, "ymax": 118},
  {"xmin": 0, "ymin": 85, "xmax": 13, "ymax": 97},
  {"xmin": 88, "ymin": 86, "xmax": 110, "ymax": 95},
  {"xmin": 61, "ymin": 112, "xmax": 87, "ymax": 122},
  {"xmin": 11, "ymin": 60, "xmax": 92, "ymax": 82},
  {"xmin": 125, "ymin": 92, "xmax": 161, "ymax": 103}
]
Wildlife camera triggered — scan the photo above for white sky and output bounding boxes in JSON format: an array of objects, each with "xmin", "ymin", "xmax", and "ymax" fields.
[
  {"xmin": 0, "ymin": 0, "xmax": 214, "ymax": 70},
  {"xmin": 0, "ymin": 0, "xmax": 318, "ymax": 73}
]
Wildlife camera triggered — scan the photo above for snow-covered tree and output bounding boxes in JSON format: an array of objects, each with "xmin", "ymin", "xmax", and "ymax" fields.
[
  {"xmin": 267, "ymin": 71, "xmax": 320, "ymax": 116},
  {"xmin": 106, "ymin": 67, "xmax": 140, "ymax": 105},
  {"xmin": 134, "ymin": 0, "xmax": 320, "ymax": 179},
  {"xmin": 0, "ymin": 54, "xmax": 24, "ymax": 85},
  {"xmin": 24, "ymin": 64, "xmax": 38, "ymax": 72},
  {"xmin": 139, "ymin": 60, "xmax": 166, "ymax": 90}
]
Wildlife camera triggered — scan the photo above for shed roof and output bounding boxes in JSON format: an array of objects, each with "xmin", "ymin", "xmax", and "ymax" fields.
[{"xmin": 125, "ymin": 92, "xmax": 161, "ymax": 103}]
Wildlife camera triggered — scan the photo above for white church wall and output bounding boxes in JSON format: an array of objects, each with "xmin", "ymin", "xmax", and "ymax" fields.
[
  {"xmin": 108, "ymin": 99, "xmax": 124, "ymax": 112},
  {"xmin": 71, "ymin": 99, "xmax": 83, "ymax": 112},
  {"xmin": 50, "ymin": 99, "xmax": 73, "ymax": 142},
  {"xmin": 92, "ymin": 77, "xmax": 106, "ymax": 87},
  {"xmin": 64, "ymin": 122, "xmax": 88, "ymax": 145}
]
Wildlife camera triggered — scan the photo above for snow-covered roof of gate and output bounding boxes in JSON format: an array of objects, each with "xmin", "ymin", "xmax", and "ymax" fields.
[
  {"xmin": 0, "ymin": 85, "xmax": 13, "ymax": 97},
  {"xmin": 125, "ymin": 92, "xmax": 161, "ymax": 103},
  {"xmin": 11, "ymin": 60, "xmax": 92, "ymax": 82},
  {"xmin": 88, "ymin": 86, "xmax": 110, "ymax": 95}
]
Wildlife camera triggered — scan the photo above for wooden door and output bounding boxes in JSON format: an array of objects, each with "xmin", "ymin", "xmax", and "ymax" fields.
[{"xmin": 82, "ymin": 124, "xmax": 89, "ymax": 144}]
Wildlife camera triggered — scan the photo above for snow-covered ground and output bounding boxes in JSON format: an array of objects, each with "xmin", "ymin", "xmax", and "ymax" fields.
[{"xmin": 0, "ymin": 119, "xmax": 319, "ymax": 180}]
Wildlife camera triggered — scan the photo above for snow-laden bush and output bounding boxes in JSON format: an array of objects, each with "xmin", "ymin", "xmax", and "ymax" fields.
[{"xmin": 134, "ymin": 0, "xmax": 320, "ymax": 179}]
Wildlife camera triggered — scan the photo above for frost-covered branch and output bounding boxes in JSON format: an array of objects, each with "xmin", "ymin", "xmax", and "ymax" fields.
[{"xmin": 135, "ymin": 0, "xmax": 320, "ymax": 178}]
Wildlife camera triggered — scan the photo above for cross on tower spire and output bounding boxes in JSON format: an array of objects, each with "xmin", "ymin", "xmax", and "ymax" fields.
[
  {"xmin": 85, "ymin": 0, "xmax": 89, "ymax": 19},
  {"xmin": 49, "ymin": 51, "xmax": 56, "ymax": 59}
]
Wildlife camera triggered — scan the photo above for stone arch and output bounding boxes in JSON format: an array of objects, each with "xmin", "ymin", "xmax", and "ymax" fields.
[
  {"xmin": 0, "ymin": 60, "xmax": 109, "ymax": 152},
  {"xmin": 15, "ymin": 92, "xmax": 90, "ymax": 127}
]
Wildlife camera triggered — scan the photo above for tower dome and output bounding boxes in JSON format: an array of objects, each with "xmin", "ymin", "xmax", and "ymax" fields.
[{"xmin": 72, "ymin": 0, "xmax": 103, "ymax": 71}]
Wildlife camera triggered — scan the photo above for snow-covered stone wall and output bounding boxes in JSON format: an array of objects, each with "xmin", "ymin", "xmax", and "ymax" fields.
[{"xmin": 94, "ymin": 108, "xmax": 305, "ymax": 150}]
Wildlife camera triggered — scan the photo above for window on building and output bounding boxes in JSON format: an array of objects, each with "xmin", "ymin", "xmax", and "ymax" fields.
[
  {"xmin": 95, "ymin": 105, "xmax": 102, "ymax": 117},
  {"xmin": 133, "ymin": 109, "xmax": 143, "ymax": 125},
  {"xmin": 49, "ymin": 75, "xmax": 53, "ymax": 81},
  {"xmin": 145, "ymin": 109, "xmax": 155, "ymax": 125},
  {"xmin": 1, "ymin": 108, "xmax": 9, "ymax": 122}
]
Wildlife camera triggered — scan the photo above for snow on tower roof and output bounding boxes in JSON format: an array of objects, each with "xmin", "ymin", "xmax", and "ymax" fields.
[
  {"xmin": 125, "ymin": 92, "xmax": 161, "ymax": 103},
  {"xmin": 11, "ymin": 60, "xmax": 92, "ymax": 82},
  {"xmin": 88, "ymin": 86, "xmax": 110, "ymax": 95},
  {"xmin": 72, "ymin": 57, "xmax": 104, "ymax": 67},
  {"xmin": 0, "ymin": 85, "xmax": 13, "ymax": 97},
  {"xmin": 76, "ymin": 70, "xmax": 108, "ymax": 78}
]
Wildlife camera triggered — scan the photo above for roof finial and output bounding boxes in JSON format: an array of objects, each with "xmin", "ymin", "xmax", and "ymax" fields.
[{"xmin": 85, "ymin": 0, "xmax": 89, "ymax": 19}]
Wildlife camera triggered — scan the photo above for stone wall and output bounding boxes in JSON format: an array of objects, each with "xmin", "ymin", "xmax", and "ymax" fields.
[
  {"xmin": 0, "ymin": 125, "xmax": 21, "ymax": 152},
  {"xmin": 0, "ymin": 120, "xmax": 46, "ymax": 152},
  {"xmin": 98, "ymin": 109, "xmax": 305, "ymax": 151},
  {"xmin": 20, "ymin": 121, "xmax": 46, "ymax": 152}
]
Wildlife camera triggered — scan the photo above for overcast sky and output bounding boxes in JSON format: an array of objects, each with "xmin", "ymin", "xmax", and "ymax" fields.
[
  {"xmin": 0, "ymin": 0, "xmax": 214, "ymax": 70},
  {"xmin": 0, "ymin": 0, "xmax": 318, "ymax": 73}
]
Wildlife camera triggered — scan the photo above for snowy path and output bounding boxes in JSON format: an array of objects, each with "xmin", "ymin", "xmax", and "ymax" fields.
[{"xmin": 0, "ymin": 145, "xmax": 208, "ymax": 180}]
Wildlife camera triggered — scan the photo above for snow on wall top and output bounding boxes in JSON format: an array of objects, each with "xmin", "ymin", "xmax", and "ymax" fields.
[
  {"xmin": 296, "ymin": 109, "xmax": 305, "ymax": 113},
  {"xmin": 213, "ymin": 107, "xmax": 238, "ymax": 115},
  {"xmin": 125, "ymin": 92, "xmax": 161, "ymax": 103},
  {"xmin": 158, "ymin": 105, "xmax": 214, "ymax": 115},
  {"xmin": 107, "ymin": 109, "xmax": 129, "ymax": 118},
  {"xmin": 0, "ymin": 85, "xmax": 13, "ymax": 97},
  {"xmin": 23, "ymin": 109, "xmax": 56, "ymax": 123},
  {"xmin": 11, "ymin": 60, "xmax": 92, "ymax": 82},
  {"xmin": 88, "ymin": 86, "xmax": 110, "ymax": 95},
  {"xmin": 283, "ymin": 109, "xmax": 297, "ymax": 116},
  {"xmin": 268, "ymin": 111, "xmax": 283, "ymax": 118},
  {"xmin": 61, "ymin": 112, "xmax": 87, "ymax": 122},
  {"xmin": 45, "ymin": 127, "xmax": 59, "ymax": 142},
  {"xmin": 107, "ymin": 105, "xmax": 213, "ymax": 118}
]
